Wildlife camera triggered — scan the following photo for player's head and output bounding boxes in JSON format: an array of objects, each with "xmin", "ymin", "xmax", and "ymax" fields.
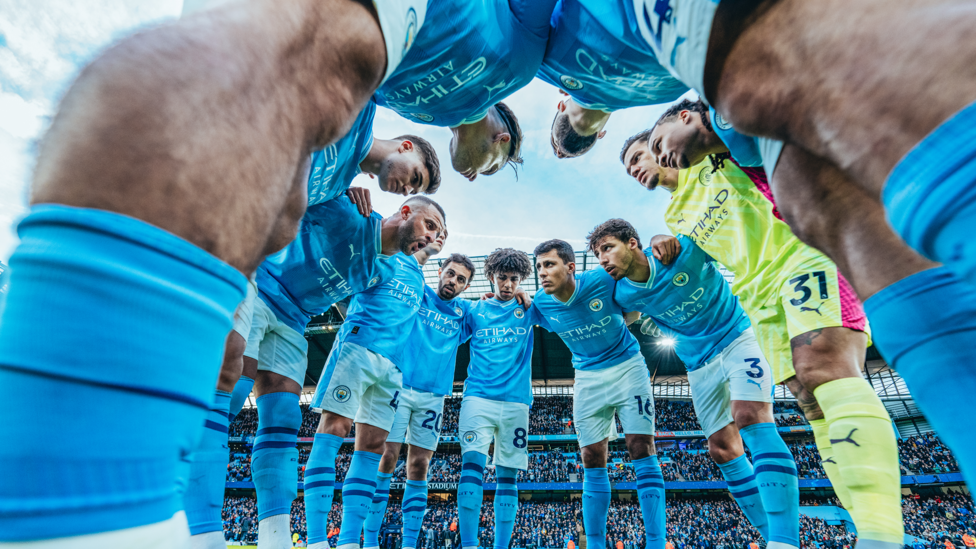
[
  {"xmin": 587, "ymin": 219, "xmax": 643, "ymax": 281},
  {"xmin": 392, "ymin": 196, "xmax": 446, "ymax": 255},
  {"xmin": 621, "ymin": 130, "xmax": 680, "ymax": 191},
  {"xmin": 648, "ymin": 98, "xmax": 713, "ymax": 170},
  {"xmin": 451, "ymin": 102, "xmax": 524, "ymax": 181},
  {"xmin": 437, "ymin": 253, "xmax": 475, "ymax": 300},
  {"xmin": 550, "ymin": 93, "xmax": 608, "ymax": 158},
  {"xmin": 484, "ymin": 248, "xmax": 532, "ymax": 302},
  {"xmin": 533, "ymin": 239, "xmax": 576, "ymax": 295},
  {"xmin": 377, "ymin": 135, "xmax": 442, "ymax": 196}
]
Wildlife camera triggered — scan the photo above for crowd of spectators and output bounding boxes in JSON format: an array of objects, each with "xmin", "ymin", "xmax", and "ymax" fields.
[
  {"xmin": 777, "ymin": 415, "xmax": 809, "ymax": 427},
  {"xmin": 222, "ymin": 493, "xmax": 976, "ymax": 549},
  {"xmin": 226, "ymin": 433, "xmax": 959, "ymax": 485},
  {"xmin": 899, "ymin": 435, "xmax": 962, "ymax": 475},
  {"xmin": 529, "ymin": 397, "xmax": 573, "ymax": 435}
]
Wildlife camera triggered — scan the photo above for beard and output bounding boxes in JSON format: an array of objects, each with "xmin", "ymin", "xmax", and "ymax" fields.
[{"xmin": 396, "ymin": 221, "xmax": 420, "ymax": 255}]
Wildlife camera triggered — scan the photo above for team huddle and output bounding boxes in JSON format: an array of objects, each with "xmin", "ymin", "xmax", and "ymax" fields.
[{"xmin": 2, "ymin": 0, "xmax": 976, "ymax": 548}]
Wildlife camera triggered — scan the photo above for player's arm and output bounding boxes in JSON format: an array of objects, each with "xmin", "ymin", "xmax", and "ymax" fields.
[
  {"xmin": 346, "ymin": 186, "xmax": 373, "ymax": 217},
  {"xmin": 623, "ymin": 311, "xmax": 641, "ymax": 326},
  {"xmin": 650, "ymin": 234, "xmax": 682, "ymax": 265},
  {"xmin": 31, "ymin": 0, "xmax": 388, "ymax": 272}
]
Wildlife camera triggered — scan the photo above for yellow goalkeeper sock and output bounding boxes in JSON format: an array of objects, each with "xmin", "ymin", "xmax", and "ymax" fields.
[
  {"xmin": 814, "ymin": 377, "xmax": 904, "ymax": 544},
  {"xmin": 809, "ymin": 418, "xmax": 853, "ymax": 510}
]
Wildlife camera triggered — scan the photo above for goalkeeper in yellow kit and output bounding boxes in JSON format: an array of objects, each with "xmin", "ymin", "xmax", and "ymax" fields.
[{"xmin": 620, "ymin": 129, "xmax": 903, "ymax": 547}]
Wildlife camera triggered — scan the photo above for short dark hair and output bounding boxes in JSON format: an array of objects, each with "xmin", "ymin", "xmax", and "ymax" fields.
[
  {"xmin": 619, "ymin": 129, "xmax": 654, "ymax": 165},
  {"xmin": 550, "ymin": 112, "xmax": 598, "ymax": 157},
  {"xmin": 440, "ymin": 253, "xmax": 476, "ymax": 282},
  {"xmin": 587, "ymin": 219, "xmax": 642, "ymax": 254},
  {"xmin": 494, "ymin": 102, "xmax": 524, "ymax": 176},
  {"xmin": 484, "ymin": 248, "xmax": 532, "ymax": 280},
  {"xmin": 403, "ymin": 196, "xmax": 446, "ymax": 223},
  {"xmin": 654, "ymin": 97, "xmax": 712, "ymax": 133},
  {"xmin": 533, "ymin": 239, "xmax": 575, "ymax": 266},
  {"xmin": 395, "ymin": 134, "xmax": 442, "ymax": 194}
]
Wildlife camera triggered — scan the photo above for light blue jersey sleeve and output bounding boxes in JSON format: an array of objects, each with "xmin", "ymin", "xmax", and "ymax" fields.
[
  {"xmin": 612, "ymin": 236, "xmax": 751, "ymax": 369},
  {"xmin": 256, "ymin": 196, "xmax": 391, "ymax": 333},
  {"xmin": 306, "ymin": 101, "xmax": 376, "ymax": 206},
  {"xmin": 462, "ymin": 298, "xmax": 540, "ymax": 405},
  {"xmin": 531, "ymin": 269, "xmax": 641, "ymax": 370},
  {"xmin": 339, "ymin": 253, "xmax": 426, "ymax": 367},
  {"xmin": 708, "ymin": 106, "xmax": 763, "ymax": 167},
  {"xmin": 400, "ymin": 288, "xmax": 472, "ymax": 396},
  {"xmin": 537, "ymin": 0, "xmax": 688, "ymax": 111},
  {"xmin": 374, "ymin": 0, "xmax": 556, "ymax": 127}
]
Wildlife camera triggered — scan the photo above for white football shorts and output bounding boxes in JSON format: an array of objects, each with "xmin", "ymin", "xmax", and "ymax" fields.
[
  {"xmin": 632, "ymin": 0, "xmax": 719, "ymax": 97},
  {"xmin": 573, "ymin": 355, "xmax": 656, "ymax": 448},
  {"xmin": 244, "ymin": 297, "xmax": 308, "ymax": 386},
  {"xmin": 386, "ymin": 386, "xmax": 446, "ymax": 451},
  {"xmin": 458, "ymin": 395, "xmax": 530, "ymax": 470},
  {"xmin": 231, "ymin": 274, "xmax": 258, "ymax": 340},
  {"xmin": 311, "ymin": 340, "xmax": 403, "ymax": 431},
  {"xmin": 687, "ymin": 328, "xmax": 774, "ymax": 438}
]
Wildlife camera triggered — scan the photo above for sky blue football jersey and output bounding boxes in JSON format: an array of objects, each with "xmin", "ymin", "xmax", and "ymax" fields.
[
  {"xmin": 612, "ymin": 236, "xmax": 751, "ymax": 370},
  {"xmin": 306, "ymin": 101, "xmax": 376, "ymax": 206},
  {"xmin": 400, "ymin": 286, "xmax": 474, "ymax": 396},
  {"xmin": 374, "ymin": 0, "xmax": 556, "ymax": 127},
  {"xmin": 708, "ymin": 106, "xmax": 763, "ymax": 168},
  {"xmin": 256, "ymin": 196, "xmax": 394, "ymax": 333},
  {"xmin": 462, "ymin": 297, "xmax": 542, "ymax": 406},
  {"xmin": 338, "ymin": 253, "xmax": 425, "ymax": 368},
  {"xmin": 533, "ymin": 269, "xmax": 642, "ymax": 371},
  {"xmin": 537, "ymin": 0, "xmax": 688, "ymax": 111}
]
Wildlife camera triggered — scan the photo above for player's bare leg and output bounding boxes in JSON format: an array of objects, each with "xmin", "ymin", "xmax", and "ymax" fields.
[{"xmin": 772, "ymin": 144, "xmax": 976, "ymax": 494}]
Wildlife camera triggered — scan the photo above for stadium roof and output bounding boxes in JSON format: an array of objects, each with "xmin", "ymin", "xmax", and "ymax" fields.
[{"xmin": 300, "ymin": 250, "xmax": 882, "ymax": 388}]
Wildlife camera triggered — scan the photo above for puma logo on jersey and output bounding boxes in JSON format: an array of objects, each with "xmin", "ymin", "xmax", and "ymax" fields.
[
  {"xmin": 349, "ymin": 244, "xmax": 361, "ymax": 260},
  {"xmin": 484, "ymin": 80, "xmax": 507, "ymax": 98},
  {"xmin": 745, "ymin": 379, "xmax": 763, "ymax": 389},
  {"xmin": 822, "ymin": 457, "xmax": 837, "ymax": 465},
  {"xmin": 830, "ymin": 428, "xmax": 860, "ymax": 447},
  {"xmin": 800, "ymin": 302, "xmax": 824, "ymax": 316}
]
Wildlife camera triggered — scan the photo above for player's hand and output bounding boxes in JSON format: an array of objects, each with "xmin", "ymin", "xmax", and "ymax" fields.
[
  {"xmin": 481, "ymin": 292, "xmax": 494, "ymax": 301},
  {"xmin": 640, "ymin": 316, "xmax": 662, "ymax": 338},
  {"xmin": 650, "ymin": 235, "xmax": 681, "ymax": 265},
  {"xmin": 514, "ymin": 287, "xmax": 533, "ymax": 309},
  {"xmin": 345, "ymin": 186, "xmax": 372, "ymax": 217}
]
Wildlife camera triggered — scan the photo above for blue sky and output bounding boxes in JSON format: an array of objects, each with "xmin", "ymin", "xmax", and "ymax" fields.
[{"xmin": 0, "ymin": 0, "xmax": 688, "ymax": 261}]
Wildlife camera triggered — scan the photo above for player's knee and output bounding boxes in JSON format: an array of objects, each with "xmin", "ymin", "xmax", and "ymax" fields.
[
  {"xmin": 625, "ymin": 436, "xmax": 653, "ymax": 460},
  {"xmin": 707, "ymin": 435, "xmax": 742, "ymax": 464},
  {"xmin": 407, "ymin": 454, "xmax": 430, "ymax": 479},
  {"xmin": 580, "ymin": 446, "xmax": 605, "ymax": 469},
  {"xmin": 317, "ymin": 411, "xmax": 353, "ymax": 437},
  {"xmin": 217, "ymin": 334, "xmax": 246, "ymax": 391}
]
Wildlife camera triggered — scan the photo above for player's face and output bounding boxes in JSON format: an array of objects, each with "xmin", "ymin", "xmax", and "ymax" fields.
[
  {"xmin": 490, "ymin": 272, "xmax": 522, "ymax": 302},
  {"xmin": 378, "ymin": 140, "xmax": 429, "ymax": 196},
  {"xmin": 551, "ymin": 97, "xmax": 610, "ymax": 158},
  {"xmin": 535, "ymin": 251, "xmax": 574, "ymax": 295},
  {"xmin": 623, "ymin": 140, "xmax": 679, "ymax": 191},
  {"xmin": 593, "ymin": 236, "xmax": 638, "ymax": 281},
  {"xmin": 397, "ymin": 205, "xmax": 445, "ymax": 255},
  {"xmin": 648, "ymin": 115, "xmax": 706, "ymax": 170},
  {"xmin": 437, "ymin": 263, "xmax": 472, "ymax": 300}
]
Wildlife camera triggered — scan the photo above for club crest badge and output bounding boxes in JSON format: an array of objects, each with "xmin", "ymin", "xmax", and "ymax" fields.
[
  {"xmin": 560, "ymin": 75, "xmax": 583, "ymax": 90},
  {"xmin": 714, "ymin": 111, "xmax": 733, "ymax": 131},
  {"xmin": 514, "ymin": 308, "xmax": 525, "ymax": 319},
  {"xmin": 462, "ymin": 431, "xmax": 478, "ymax": 444},
  {"xmin": 455, "ymin": 306, "xmax": 463, "ymax": 316},
  {"xmin": 402, "ymin": 8, "xmax": 418, "ymax": 56},
  {"xmin": 589, "ymin": 298, "xmax": 603, "ymax": 312},
  {"xmin": 672, "ymin": 272, "xmax": 689, "ymax": 287},
  {"xmin": 411, "ymin": 113, "xmax": 434, "ymax": 122},
  {"xmin": 333, "ymin": 385, "xmax": 351, "ymax": 403}
]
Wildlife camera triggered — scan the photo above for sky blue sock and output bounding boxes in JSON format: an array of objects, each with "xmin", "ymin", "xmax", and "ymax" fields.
[
  {"xmin": 459, "ymin": 451, "xmax": 487, "ymax": 548},
  {"xmin": 304, "ymin": 433, "xmax": 342, "ymax": 545},
  {"xmin": 364, "ymin": 471, "xmax": 393, "ymax": 548},
  {"xmin": 228, "ymin": 375, "xmax": 254, "ymax": 424},
  {"xmin": 338, "ymin": 451, "xmax": 382, "ymax": 546},
  {"xmin": 253, "ymin": 392, "xmax": 300, "ymax": 520},
  {"xmin": 866, "ymin": 266, "xmax": 976, "ymax": 489},
  {"xmin": 740, "ymin": 423, "xmax": 799, "ymax": 546},
  {"xmin": 717, "ymin": 453, "xmax": 769, "ymax": 540},
  {"xmin": 633, "ymin": 455, "xmax": 665, "ymax": 549},
  {"xmin": 583, "ymin": 468, "xmax": 611, "ymax": 549},
  {"xmin": 185, "ymin": 390, "xmax": 232, "ymax": 535},
  {"xmin": 494, "ymin": 466, "xmax": 520, "ymax": 549},
  {"xmin": 402, "ymin": 479, "xmax": 429, "ymax": 549}
]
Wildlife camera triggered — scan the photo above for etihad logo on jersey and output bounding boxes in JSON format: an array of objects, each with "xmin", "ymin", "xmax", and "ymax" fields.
[
  {"xmin": 573, "ymin": 47, "xmax": 662, "ymax": 89},
  {"xmin": 476, "ymin": 326, "xmax": 528, "ymax": 339},
  {"xmin": 318, "ymin": 257, "xmax": 354, "ymax": 300},
  {"xmin": 687, "ymin": 189, "xmax": 730, "ymax": 245},
  {"xmin": 384, "ymin": 57, "xmax": 488, "ymax": 113},
  {"xmin": 556, "ymin": 315, "xmax": 613, "ymax": 341},
  {"xmin": 588, "ymin": 298, "xmax": 604, "ymax": 312},
  {"xmin": 418, "ymin": 306, "xmax": 461, "ymax": 332},
  {"xmin": 661, "ymin": 287, "xmax": 705, "ymax": 322}
]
